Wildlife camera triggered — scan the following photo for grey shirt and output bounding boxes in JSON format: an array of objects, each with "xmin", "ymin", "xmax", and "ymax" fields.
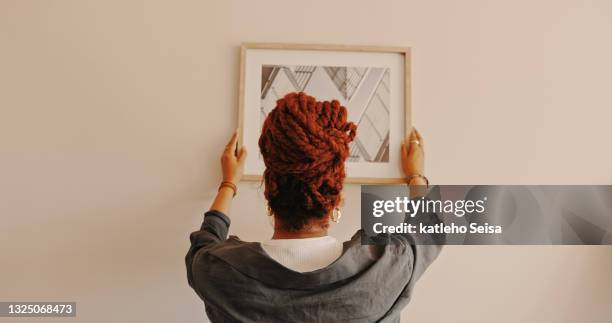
[{"xmin": 186, "ymin": 209, "xmax": 442, "ymax": 322}]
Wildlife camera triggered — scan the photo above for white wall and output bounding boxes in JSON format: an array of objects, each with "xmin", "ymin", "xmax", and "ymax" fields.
[{"xmin": 1, "ymin": 1, "xmax": 611, "ymax": 322}]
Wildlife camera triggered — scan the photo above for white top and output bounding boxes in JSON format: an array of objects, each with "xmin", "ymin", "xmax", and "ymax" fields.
[{"xmin": 260, "ymin": 236, "xmax": 344, "ymax": 273}]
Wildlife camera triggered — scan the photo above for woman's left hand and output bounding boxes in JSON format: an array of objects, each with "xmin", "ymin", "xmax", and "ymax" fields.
[{"xmin": 220, "ymin": 131, "xmax": 247, "ymax": 184}]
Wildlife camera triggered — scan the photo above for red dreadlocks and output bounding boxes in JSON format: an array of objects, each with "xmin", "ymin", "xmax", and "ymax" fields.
[{"xmin": 258, "ymin": 92, "xmax": 357, "ymax": 231}]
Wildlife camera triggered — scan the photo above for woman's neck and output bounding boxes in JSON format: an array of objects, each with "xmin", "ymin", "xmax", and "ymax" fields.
[
  {"xmin": 272, "ymin": 229, "xmax": 328, "ymax": 239},
  {"xmin": 271, "ymin": 216, "xmax": 329, "ymax": 239}
]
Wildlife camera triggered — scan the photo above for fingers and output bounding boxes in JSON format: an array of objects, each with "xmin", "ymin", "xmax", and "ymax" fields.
[
  {"xmin": 225, "ymin": 131, "xmax": 238, "ymax": 152},
  {"xmin": 223, "ymin": 131, "xmax": 240, "ymax": 161},
  {"xmin": 401, "ymin": 142, "xmax": 408, "ymax": 162},
  {"xmin": 403, "ymin": 128, "xmax": 417, "ymax": 149},
  {"xmin": 407, "ymin": 127, "xmax": 424, "ymax": 151},
  {"xmin": 409, "ymin": 128, "xmax": 418, "ymax": 141},
  {"xmin": 408, "ymin": 136, "xmax": 419, "ymax": 155},
  {"xmin": 414, "ymin": 128, "xmax": 424, "ymax": 148},
  {"xmin": 414, "ymin": 128, "xmax": 422, "ymax": 141},
  {"xmin": 404, "ymin": 128, "xmax": 416, "ymax": 153},
  {"xmin": 237, "ymin": 147, "xmax": 247, "ymax": 164}
]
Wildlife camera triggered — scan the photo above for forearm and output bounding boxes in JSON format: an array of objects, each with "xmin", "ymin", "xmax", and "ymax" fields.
[{"xmin": 209, "ymin": 186, "xmax": 234, "ymax": 215}]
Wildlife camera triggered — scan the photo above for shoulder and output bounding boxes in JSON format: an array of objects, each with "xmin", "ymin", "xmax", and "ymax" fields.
[
  {"xmin": 190, "ymin": 236, "xmax": 257, "ymax": 285},
  {"xmin": 194, "ymin": 236, "xmax": 252, "ymax": 263},
  {"xmin": 345, "ymin": 230, "xmax": 415, "ymax": 261}
]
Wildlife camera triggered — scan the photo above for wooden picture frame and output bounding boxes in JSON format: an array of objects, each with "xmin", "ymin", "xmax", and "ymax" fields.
[{"xmin": 238, "ymin": 42, "xmax": 411, "ymax": 184}]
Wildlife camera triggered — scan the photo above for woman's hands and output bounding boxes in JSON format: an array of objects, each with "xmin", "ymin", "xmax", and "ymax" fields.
[
  {"xmin": 209, "ymin": 132, "xmax": 247, "ymax": 215},
  {"xmin": 401, "ymin": 128, "xmax": 425, "ymax": 177},
  {"xmin": 221, "ymin": 131, "xmax": 247, "ymax": 184},
  {"xmin": 401, "ymin": 128, "xmax": 427, "ymax": 196}
]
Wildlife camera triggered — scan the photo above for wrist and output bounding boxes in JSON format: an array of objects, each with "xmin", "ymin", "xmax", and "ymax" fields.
[
  {"xmin": 406, "ymin": 174, "xmax": 429, "ymax": 187},
  {"xmin": 218, "ymin": 181, "xmax": 237, "ymax": 197},
  {"xmin": 409, "ymin": 177, "xmax": 428, "ymax": 185},
  {"xmin": 218, "ymin": 186, "xmax": 234, "ymax": 197},
  {"xmin": 222, "ymin": 177, "xmax": 236, "ymax": 184},
  {"xmin": 406, "ymin": 174, "xmax": 429, "ymax": 199}
]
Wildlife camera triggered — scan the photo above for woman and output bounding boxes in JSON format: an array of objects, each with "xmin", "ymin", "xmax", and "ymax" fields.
[{"xmin": 186, "ymin": 92, "xmax": 441, "ymax": 322}]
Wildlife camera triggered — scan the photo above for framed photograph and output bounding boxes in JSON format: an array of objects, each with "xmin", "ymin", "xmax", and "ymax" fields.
[{"xmin": 238, "ymin": 43, "xmax": 411, "ymax": 184}]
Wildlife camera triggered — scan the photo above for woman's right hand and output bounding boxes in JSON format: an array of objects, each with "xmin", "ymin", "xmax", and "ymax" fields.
[
  {"xmin": 401, "ymin": 128, "xmax": 425, "ymax": 178},
  {"xmin": 221, "ymin": 131, "xmax": 247, "ymax": 184}
]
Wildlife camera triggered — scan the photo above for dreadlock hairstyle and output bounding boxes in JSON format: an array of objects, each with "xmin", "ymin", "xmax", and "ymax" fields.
[{"xmin": 258, "ymin": 92, "xmax": 357, "ymax": 231}]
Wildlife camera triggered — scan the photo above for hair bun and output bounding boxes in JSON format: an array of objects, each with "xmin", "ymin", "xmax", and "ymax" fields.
[
  {"xmin": 260, "ymin": 92, "xmax": 356, "ymax": 176},
  {"xmin": 258, "ymin": 92, "xmax": 357, "ymax": 230}
]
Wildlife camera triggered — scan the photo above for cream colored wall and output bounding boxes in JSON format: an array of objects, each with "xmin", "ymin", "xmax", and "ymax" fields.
[{"xmin": 1, "ymin": 1, "xmax": 611, "ymax": 322}]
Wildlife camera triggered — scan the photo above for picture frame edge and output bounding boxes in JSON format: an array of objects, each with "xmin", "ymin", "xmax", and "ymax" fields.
[
  {"xmin": 240, "ymin": 42, "xmax": 410, "ymax": 54},
  {"xmin": 242, "ymin": 174, "xmax": 407, "ymax": 185},
  {"xmin": 237, "ymin": 44, "xmax": 247, "ymax": 149}
]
